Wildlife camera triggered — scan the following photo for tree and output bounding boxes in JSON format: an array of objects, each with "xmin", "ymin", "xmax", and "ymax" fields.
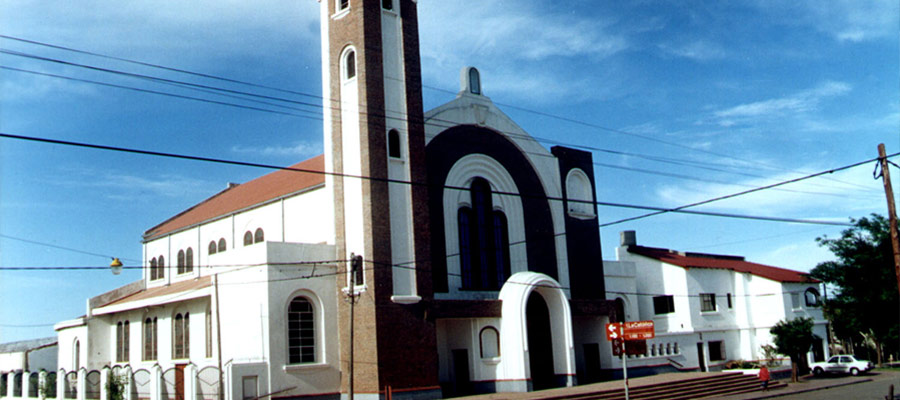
[
  {"xmin": 771, "ymin": 317, "xmax": 816, "ymax": 382},
  {"xmin": 811, "ymin": 214, "xmax": 899, "ymax": 365}
]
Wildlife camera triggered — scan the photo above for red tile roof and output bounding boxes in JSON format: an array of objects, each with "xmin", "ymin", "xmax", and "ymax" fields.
[
  {"xmin": 144, "ymin": 155, "xmax": 326, "ymax": 241},
  {"xmin": 627, "ymin": 245, "xmax": 819, "ymax": 283}
]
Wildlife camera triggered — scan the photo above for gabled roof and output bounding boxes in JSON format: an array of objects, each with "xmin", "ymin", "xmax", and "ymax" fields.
[
  {"xmin": 144, "ymin": 155, "xmax": 326, "ymax": 241},
  {"xmin": 100, "ymin": 276, "xmax": 212, "ymax": 309},
  {"xmin": 0, "ymin": 337, "xmax": 57, "ymax": 353},
  {"xmin": 627, "ymin": 245, "xmax": 819, "ymax": 283}
]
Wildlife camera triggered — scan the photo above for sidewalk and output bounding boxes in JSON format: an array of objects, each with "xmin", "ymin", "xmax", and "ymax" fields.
[{"xmin": 706, "ymin": 370, "xmax": 900, "ymax": 400}]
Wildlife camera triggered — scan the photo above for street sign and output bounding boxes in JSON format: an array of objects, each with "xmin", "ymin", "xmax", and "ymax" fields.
[
  {"xmin": 611, "ymin": 338, "xmax": 623, "ymax": 356},
  {"xmin": 605, "ymin": 322, "xmax": 622, "ymax": 341},
  {"xmin": 622, "ymin": 320, "xmax": 655, "ymax": 340}
]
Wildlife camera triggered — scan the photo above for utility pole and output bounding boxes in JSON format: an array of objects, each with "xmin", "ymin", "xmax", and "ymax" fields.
[
  {"xmin": 347, "ymin": 254, "xmax": 362, "ymax": 400},
  {"xmin": 876, "ymin": 143, "xmax": 900, "ymax": 296}
]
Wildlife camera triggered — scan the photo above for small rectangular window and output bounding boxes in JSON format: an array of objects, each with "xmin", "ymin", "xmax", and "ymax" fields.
[
  {"xmin": 382, "ymin": 0, "xmax": 392, "ymax": 10},
  {"xmin": 338, "ymin": 0, "xmax": 349, "ymax": 11},
  {"xmin": 653, "ymin": 295, "xmax": 675, "ymax": 315},
  {"xmin": 700, "ymin": 293, "xmax": 716, "ymax": 312},
  {"xmin": 709, "ymin": 341, "xmax": 726, "ymax": 361},
  {"xmin": 790, "ymin": 292, "xmax": 801, "ymax": 309}
]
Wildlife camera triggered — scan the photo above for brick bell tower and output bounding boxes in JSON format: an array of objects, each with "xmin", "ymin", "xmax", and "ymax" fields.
[{"xmin": 319, "ymin": 0, "xmax": 437, "ymax": 398}]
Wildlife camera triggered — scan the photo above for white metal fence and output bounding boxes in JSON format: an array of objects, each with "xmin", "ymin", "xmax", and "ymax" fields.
[{"xmin": 0, "ymin": 366, "xmax": 220, "ymax": 400}]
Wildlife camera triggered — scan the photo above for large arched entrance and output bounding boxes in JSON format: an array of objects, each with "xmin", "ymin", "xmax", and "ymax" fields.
[
  {"xmin": 497, "ymin": 272, "xmax": 575, "ymax": 392},
  {"xmin": 526, "ymin": 292, "xmax": 555, "ymax": 390}
]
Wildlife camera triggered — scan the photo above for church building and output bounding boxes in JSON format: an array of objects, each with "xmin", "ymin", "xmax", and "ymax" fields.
[{"xmin": 53, "ymin": 1, "xmax": 616, "ymax": 399}]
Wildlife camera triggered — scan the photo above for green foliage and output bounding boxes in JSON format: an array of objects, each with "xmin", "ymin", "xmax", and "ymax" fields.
[
  {"xmin": 811, "ymin": 214, "xmax": 899, "ymax": 361},
  {"xmin": 39, "ymin": 373, "xmax": 57, "ymax": 398},
  {"xmin": 724, "ymin": 360, "xmax": 760, "ymax": 369},
  {"xmin": 106, "ymin": 372, "xmax": 127, "ymax": 400},
  {"xmin": 771, "ymin": 317, "xmax": 816, "ymax": 381},
  {"xmin": 760, "ymin": 344, "xmax": 781, "ymax": 366}
]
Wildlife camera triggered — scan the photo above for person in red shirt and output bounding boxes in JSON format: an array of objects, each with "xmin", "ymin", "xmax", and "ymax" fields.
[{"xmin": 758, "ymin": 365, "xmax": 770, "ymax": 391}]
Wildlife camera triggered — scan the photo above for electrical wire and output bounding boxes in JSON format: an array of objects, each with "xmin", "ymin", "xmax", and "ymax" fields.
[
  {"xmin": 0, "ymin": 131, "xmax": 864, "ymax": 227},
  {"xmin": 1, "ymin": 39, "xmax": 877, "ymax": 194}
]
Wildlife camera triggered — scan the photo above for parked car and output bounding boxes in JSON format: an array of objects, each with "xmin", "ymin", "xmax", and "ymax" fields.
[{"xmin": 810, "ymin": 355, "xmax": 874, "ymax": 376}]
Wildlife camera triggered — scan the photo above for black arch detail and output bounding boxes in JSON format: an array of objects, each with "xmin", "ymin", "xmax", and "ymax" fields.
[{"xmin": 426, "ymin": 125, "xmax": 557, "ymax": 292}]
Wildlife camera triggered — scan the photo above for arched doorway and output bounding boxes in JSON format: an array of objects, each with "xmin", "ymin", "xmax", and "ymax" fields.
[{"xmin": 527, "ymin": 292, "xmax": 555, "ymax": 390}]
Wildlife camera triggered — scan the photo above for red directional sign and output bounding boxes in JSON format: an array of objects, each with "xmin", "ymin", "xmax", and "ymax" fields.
[
  {"xmin": 622, "ymin": 320, "xmax": 655, "ymax": 340},
  {"xmin": 605, "ymin": 322, "xmax": 622, "ymax": 341}
]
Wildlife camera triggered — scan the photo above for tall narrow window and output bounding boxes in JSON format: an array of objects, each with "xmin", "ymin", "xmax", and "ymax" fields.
[
  {"xmin": 288, "ymin": 297, "xmax": 315, "ymax": 364},
  {"xmin": 116, "ymin": 322, "xmax": 124, "ymax": 362},
  {"xmin": 388, "ymin": 129, "xmax": 401, "ymax": 159},
  {"xmin": 143, "ymin": 317, "xmax": 157, "ymax": 361},
  {"xmin": 243, "ymin": 231, "xmax": 253, "ymax": 246},
  {"xmin": 218, "ymin": 238, "xmax": 227, "ymax": 253},
  {"xmin": 74, "ymin": 340, "xmax": 80, "ymax": 371},
  {"xmin": 468, "ymin": 67, "xmax": 481, "ymax": 95},
  {"xmin": 344, "ymin": 50, "xmax": 356, "ymax": 80},
  {"xmin": 150, "ymin": 258, "xmax": 158, "ymax": 281},
  {"xmin": 173, "ymin": 313, "xmax": 190, "ymax": 359},
  {"xmin": 185, "ymin": 248, "xmax": 193, "ymax": 273},
  {"xmin": 177, "ymin": 250, "xmax": 186, "ymax": 274},
  {"xmin": 727, "ymin": 293, "xmax": 733, "ymax": 309},
  {"xmin": 254, "ymin": 228, "xmax": 264, "ymax": 244},
  {"xmin": 457, "ymin": 178, "xmax": 508, "ymax": 290},
  {"xmin": 158, "ymin": 256, "xmax": 165, "ymax": 279},
  {"xmin": 208, "ymin": 241, "xmax": 217, "ymax": 255}
]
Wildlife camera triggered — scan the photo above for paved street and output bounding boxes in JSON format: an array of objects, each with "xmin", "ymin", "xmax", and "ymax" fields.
[{"xmin": 709, "ymin": 370, "xmax": 900, "ymax": 400}]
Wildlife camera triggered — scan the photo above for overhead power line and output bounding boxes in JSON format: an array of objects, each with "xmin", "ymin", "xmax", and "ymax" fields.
[
  {"xmin": 599, "ymin": 153, "xmax": 895, "ymax": 227},
  {"xmin": 0, "ymin": 131, "xmax": 864, "ymax": 227},
  {"xmin": 1, "ymin": 36, "xmax": 875, "ymax": 193}
]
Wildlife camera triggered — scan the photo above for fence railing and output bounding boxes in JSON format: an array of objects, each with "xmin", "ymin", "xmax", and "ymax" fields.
[{"xmin": 0, "ymin": 365, "xmax": 220, "ymax": 400}]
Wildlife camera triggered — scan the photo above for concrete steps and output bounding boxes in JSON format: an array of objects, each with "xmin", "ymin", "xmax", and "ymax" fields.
[{"xmin": 540, "ymin": 373, "xmax": 786, "ymax": 400}]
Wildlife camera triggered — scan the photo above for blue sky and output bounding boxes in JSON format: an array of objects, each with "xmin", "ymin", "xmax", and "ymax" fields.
[{"xmin": 1, "ymin": 0, "xmax": 897, "ymax": 343}]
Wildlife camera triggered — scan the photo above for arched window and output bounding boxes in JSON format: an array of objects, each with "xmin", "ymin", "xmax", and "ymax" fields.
[
  {"xmin": 243, "ymin": 231, "xmax": 253, "ymax": 246},
  {"xmin": 805, "ymin": 288, "xmax": 820, "ymax": 307},
  {"xmin": 73, "ymin": 340, "xmax": 80, "ymax": 371},
  {"xmin": 388, "ymin": 129, "xmax": 401, "ymax": 159},
  {"xmin": 116, "ymin": 320, "xmax": 130, "ymax": 363},
  {"xmin": 479, "ymin": 326, "xmax": 500, "ymax": 358},
  {"xmin": 614, "ymin": 298, "xmax": 626, "ymax": 322},
  {"xmin": 287, "ymin": 296, "xmax": 315, "ymax": 364},
  {"xmin": 173, "ymin": 313, "xmax": 190, "ymax": 359},
  {"xmin": 343, "ymin": 49, "xmax": 356, "ymax": 81},
  {"xmin": 468, "ymin": 67, "xmax": 481, "ymax": 95},
  {"xmin": 218, "ymin": 238, "xmax": 226, "ymax": 253},
  {"xmin": 158, "ymin": 256, "xmax": 165, "ymax": 279},
  {"xmin": 457, "ymin": 178, "xmax": 510, "ymax": 290},
  {"xmin": 185, "ymin": 248, "xmax": 193, "ymax": 273},
  {"xmin": 150, "ymin": 258, "xmax": 158, "ymax": 280},
  {"xmin": 565, "ymin": 168, "xmax": 594, "ymax": 218},
  {"xmin": 254, "ymin": 228, "xmax": 264, "ymax": 244},
  {"xmin": 143, "ymin": 317, "xmax": 157, "ymax": 361},
  {"xmin": 208, "ymin": 241, "xmax": 217, "ymax": 255},
  {"xmin": 177, "ymin": 250, "xmax": 186, "ymax": 274}
]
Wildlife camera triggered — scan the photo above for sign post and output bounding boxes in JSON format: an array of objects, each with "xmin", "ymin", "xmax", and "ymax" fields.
[{"xmin": 607, "ymin": 321, "xmax": 655, "ymax": 400}]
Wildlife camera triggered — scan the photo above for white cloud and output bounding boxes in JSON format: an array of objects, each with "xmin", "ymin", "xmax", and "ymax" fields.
[
  {"xmin": 45, "ymin": 169, "xmax": 219, "ymax": 201},
  {"xmin": 231, "ymin": 142, "xmax": 319, "ymax": 158},
  {"xmin": 656, "ymin": 165, "xmax": 884, "ymax": 218},
  {"xmin": 753, "ymin": 0, "xmax": 899, "ymax": 43},
  {"xmin": 709, "ymin": 81, "xmax": 851, "ymax": 126},
  {"xmin": 417, "ymin": 1, "xmax": 630, "ymax": 103},
  {"xmin": 658, "ymin": 40, "xmax": 727, "ymax": 61}
]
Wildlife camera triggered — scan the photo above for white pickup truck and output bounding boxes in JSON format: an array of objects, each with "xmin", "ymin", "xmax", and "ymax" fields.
[{"xmin": 810, "ymin": 355, "xmax": 874, "ymax": 376}]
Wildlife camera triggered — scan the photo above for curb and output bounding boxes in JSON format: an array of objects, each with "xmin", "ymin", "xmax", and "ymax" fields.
[{"xmin": 735, "ymin": 377, "xmax": 873, "ymax": 399}]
